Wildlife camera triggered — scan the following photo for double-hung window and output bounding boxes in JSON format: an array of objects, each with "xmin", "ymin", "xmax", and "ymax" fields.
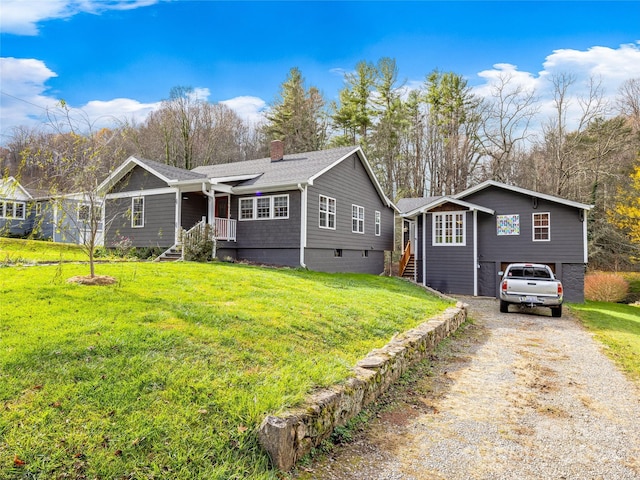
[
  {"xmin": 532, "ymin": 212, "xmax": 550, "ymax": 241},
  {"xmin": 375, "ymin": 211, "xmax": 381, "ymax": 236},
  {"xmin": 319, "ymin": 195, "xmax": 336, "ymax": 229},
  {"xmin": 78, "ymin": 204, "xmax": 90, "ymax": 222},
  {"xmin": 0, "ymin": 201, "xmax": 26, "ymax": 220},
  {"xmin": 352, "ymin": 205, "xmax": 365, "ymax": 234},
  {"xmin": 239, "ymin": 194, "xmax": 289, "ymax": 220},
  {"xmin": 433, "ymin": 212, "xmax": 465, "ymax": 246},
  {"xmin": 132, "ymin": 197, "xmax": 144, "ymax": 228}
]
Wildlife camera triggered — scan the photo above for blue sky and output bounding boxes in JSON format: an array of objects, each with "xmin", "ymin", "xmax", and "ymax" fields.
[{"xmin": 1, "ymin": 1, "xmax": 639, "ymax": 143}]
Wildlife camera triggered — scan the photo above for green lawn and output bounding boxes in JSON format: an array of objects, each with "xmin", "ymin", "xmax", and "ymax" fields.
[
  {"xmin": 0, "ymin": 238, "xmax": 89, "ymax": 264},
  {"xmin": 0, "ymin": 261, "xmax": 451, "ymax": 479},
  {"xmin": 570, "ymin": 301, "xmax": 640, "ymax": 385}
]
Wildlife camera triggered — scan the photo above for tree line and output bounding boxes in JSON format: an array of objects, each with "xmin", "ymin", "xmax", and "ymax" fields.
[{"xmin": 1, "ymin": 59, "xmax": 639, "ymax": 269}]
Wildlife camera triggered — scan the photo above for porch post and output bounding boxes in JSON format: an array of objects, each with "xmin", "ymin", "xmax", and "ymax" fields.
[{"xmin": 473, "ymin": 209, "xmax": 478, "ymax": 296}]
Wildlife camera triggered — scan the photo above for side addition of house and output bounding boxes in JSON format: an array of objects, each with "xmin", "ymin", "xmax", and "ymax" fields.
[
  {"xmin": 398, "ymin": 181, "xmax": 593, "ymax": 302},
  {"xmin": 99, "ymin": 142, "xmax": 396, "ymax": 275}
]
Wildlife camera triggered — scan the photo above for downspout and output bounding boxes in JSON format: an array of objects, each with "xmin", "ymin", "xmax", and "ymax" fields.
[
  {"xmin": 174, "ymin": 189, "xmax": 181, "ymax": 245},
  {"xmin": 582, "ymin": 209, "xmax": 588, "ymax": 264},
  {"xmin": 298, "ymin": 183, "xmax": 307, "ymax": 268},
  {"xmin": 473, "ymin": 209, "xmax": 478, "ymax": 296},
  {"xmin": 422, "ymin": 212, "xmax": 426, "ymax": 286}
]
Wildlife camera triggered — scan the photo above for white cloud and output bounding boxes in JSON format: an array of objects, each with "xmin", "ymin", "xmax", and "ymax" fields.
[
  {"xmin": 0, "ymin": 0, "xmax": 159, "ymax": 35},
  {"xmin": 0, "ymin": 56, "xmax": 160, "ymax": 139},
  {"xmin": 220, "ymin": 96, "xmax": 267, "ymax": 125},
  {"xmin": 470, "ymin": 42, "xmax": 640, "ymax": 133}
]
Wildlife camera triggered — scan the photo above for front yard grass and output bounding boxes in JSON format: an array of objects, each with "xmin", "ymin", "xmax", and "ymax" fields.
[
  {"xmin": 571, "ymin": 301, "xmax": 640, "ymax": 385},
  {"xmin": 0, "ymin": 238, "xmax": 88, "ymax": 264},
  {"xmin": 0, "ymin": 261, "xmax": 452, "ymax": 479}
]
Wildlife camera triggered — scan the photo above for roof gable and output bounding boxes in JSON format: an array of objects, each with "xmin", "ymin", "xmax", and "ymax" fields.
[
  {"xmin": 0, "ymin": 176, "xmax": 32, "ymax": 201},
  {"xmin": 455, "ymin": 180, "xmax": 593, "ymax": 210},
  {"xmin": 97, "ymin": 156, "xmax": 206, "ymax": 194}
]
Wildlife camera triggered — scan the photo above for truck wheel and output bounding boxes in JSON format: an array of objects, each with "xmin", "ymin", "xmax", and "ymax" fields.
[
  {"xmin": 500, "ymin": 300, "xmax": 509, "ymax": 313},
  {"xmin": 551, "ymin": 305, "xmax": 562, "ymax": 317}
]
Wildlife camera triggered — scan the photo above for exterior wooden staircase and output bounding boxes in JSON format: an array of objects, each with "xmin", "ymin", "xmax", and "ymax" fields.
[
  {"xmin": 155, "ymin": 245, "xmax": 183, "ymax": 262},
  {"xmin": 401, "ymin": 253, "xmax": 416, "ymax": 279},
  {"xmin": 399, "ymin": 240, "xmax": 416, "ymax": 280}
]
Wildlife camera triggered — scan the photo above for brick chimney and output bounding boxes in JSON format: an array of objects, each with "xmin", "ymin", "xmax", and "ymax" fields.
[{"xmin": 270, "ymin": 140, "xmax": 284, "ymax": 162}]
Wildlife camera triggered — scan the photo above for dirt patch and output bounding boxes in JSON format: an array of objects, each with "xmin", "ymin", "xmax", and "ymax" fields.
[{"xmin": 67, "ymin": 275, "xmax": 117, "ymax": 286}]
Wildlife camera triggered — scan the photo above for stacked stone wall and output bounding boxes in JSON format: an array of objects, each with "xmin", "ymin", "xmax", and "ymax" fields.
[{"xmin": 258, "ymin": 302, "xmax": 468, "ymax": 471}]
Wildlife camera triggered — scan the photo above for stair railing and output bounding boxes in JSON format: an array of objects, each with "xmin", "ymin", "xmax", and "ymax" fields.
[{"xmin": 399, "ymin": 240, "xmax": 412, "ymax": 277}]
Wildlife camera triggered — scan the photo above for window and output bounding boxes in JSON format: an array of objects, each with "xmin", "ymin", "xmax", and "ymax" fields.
[
  {"xmin": 240, "ymin": 198, "xmax": 254, "ymax": 220},
  {"xmin": 334, "ymin": 249, "xmax": 342, "ymax": 257},
  {"xmin": 362, "ymin": 250, "xmax": 369, "ymax": 258},
  {"xmin": 352, "ymin": 205, "xmax": 364, "ymax": 234},
  {"xmin": 238, "ymin": 194, "xmax": 289, "ymax": 221},
  {"xmin": 132, "ymin": 197, "xmax": 144, "ymax": 228},
  {"xmin": 35, "ymin": 202, "xmax": 42, "ymax": 216},
  {"xmin": 433, "ymin": 212, "xmax": 465, "ymax": 246},
  {"xmin": 78, "ymin": 204, "xmax": 90, "ymax": 222},
  {"xmin": 375, "ymin": 211, "xmax": 381, "ymax": 236},
  {"xmin": 319, "ymin": 195, "xmax": 336, "ymax": 229},
  {"xmin": 0, "ymin": 201, "xmax": 26, "ymax": 220},
  {"xmin": 533, "ymin": 212, "xmax": 550, "ymax": 241}
]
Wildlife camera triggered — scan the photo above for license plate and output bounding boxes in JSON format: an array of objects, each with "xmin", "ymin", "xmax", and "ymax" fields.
[{"xmin": 521, "ymin": 296, "xmax": 537, "ymax": 303}]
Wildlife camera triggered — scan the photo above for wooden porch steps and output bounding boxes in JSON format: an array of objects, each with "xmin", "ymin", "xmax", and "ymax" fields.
[
  {"xmin": 155, "ymin": 246, "xmax": 183, "ymax": 262},
  {"xmin": 401, "ymin": 254, "xmax": 416, "ymax": 279}
]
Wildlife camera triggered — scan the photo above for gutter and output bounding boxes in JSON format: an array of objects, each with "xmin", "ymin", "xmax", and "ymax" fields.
[{"xmin": 298, "ymin": 183, "xmax": 307, "ymax": 268}]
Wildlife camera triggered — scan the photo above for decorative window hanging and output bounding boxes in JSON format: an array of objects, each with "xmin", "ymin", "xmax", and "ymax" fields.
[{"xmin": 497, "ymin": 214, "xmax": 520, "ymax": 236}]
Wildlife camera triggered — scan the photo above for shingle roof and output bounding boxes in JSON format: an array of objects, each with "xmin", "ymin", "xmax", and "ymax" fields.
[
  {"xmin": 192, "ymin": 146, "xmax": 359, "ymax": 189},
  {"xmin": 396, "ymin": 196, "xmax": 441, "ymax": 214},
  {"xmin": 134, "ymin": 157, "xmax": 207, "ymax": 182}
]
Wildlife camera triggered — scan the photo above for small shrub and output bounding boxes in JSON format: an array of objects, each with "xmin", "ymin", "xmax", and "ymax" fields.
[{"xmin": 585, "ymin": 272, "xmax": 630, "ymax": 302}]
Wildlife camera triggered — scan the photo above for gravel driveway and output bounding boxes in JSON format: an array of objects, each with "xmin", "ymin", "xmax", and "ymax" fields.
[{"xmin": 297, "ymin": 297, "xmax": 640, "ymax": 480}]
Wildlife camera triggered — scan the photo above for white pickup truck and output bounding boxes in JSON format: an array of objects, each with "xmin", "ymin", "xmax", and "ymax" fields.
[{"xmin": 498, "ymin": 263, "xmax": 563, "ymax": 317}]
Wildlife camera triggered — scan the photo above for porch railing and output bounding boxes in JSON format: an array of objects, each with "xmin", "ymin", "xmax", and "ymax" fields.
[
  {"xmin": 399, "ymin": 240, "xmax": 412, "ymax": 277},
  {"xmin": 213, "ymin": 217, "xmax": 237, "ymax": 242}
]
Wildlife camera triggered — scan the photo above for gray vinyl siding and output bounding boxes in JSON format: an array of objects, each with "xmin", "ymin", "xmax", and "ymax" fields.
[
  {"xmin": 465, "ymin": 186, "xmax": 586, "ymax": 302},
  {"xmin": 0, "ymin": 197, "xmax": 33, "ymax": 237},
  {"xmin": 106, "ymin": 193, "xmax": 176, "ymax": 248},
  {"xmin": 306, "ymin": 153, "xmax": 394, "ymax": 252},
  {"xmin": 305, "ymin": 248, "xmax": 385, "ymax": 274},
  {"xmin": 423, "ymin": 211, "xmax": 475, "ymax": 295},
  {"xmin": 111, "ymin": 166, "xmax": 168, "ymax": 193},
  {"xmin": 181, "ymin": 194, "xmax": 207, "ymax": 229},
  {"xmin": 232, "ymin": 190, "xmax": 301, "ymax": 248}
]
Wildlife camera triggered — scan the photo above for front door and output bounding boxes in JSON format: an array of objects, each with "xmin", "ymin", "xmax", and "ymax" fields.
[{"xmin": 215, "ymin": 196, "xmax": 228, "ymax": 219}]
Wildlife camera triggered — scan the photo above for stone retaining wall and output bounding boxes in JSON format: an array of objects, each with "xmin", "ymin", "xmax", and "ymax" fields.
[{"xmin": 258, "ymin": 301, "xmax": 468, "ymax": 471}]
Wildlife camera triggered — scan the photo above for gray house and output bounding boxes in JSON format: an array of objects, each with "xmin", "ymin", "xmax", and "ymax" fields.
[
  {"xmin": 398, "ymin": 181, "xmax": 593, "ymax": 302},
  {"xmin": 98, "ymin": 143, "xmax": 396, "ymax": 274},
  {"xmin": 0, "ymin": 177, "xmax": 33, "ymax": 237}
]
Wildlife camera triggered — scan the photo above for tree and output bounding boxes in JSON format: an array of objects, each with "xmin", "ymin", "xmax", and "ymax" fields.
[
  {"xmin": 263, "ymin": 68, "xmax": 327, "ymax": 153},
  {"xmin": 424, "ymin": 70, "xmax": 483, "ymax": 195},
  {"xmin": 479, "ymin": 71, "xmax": 539, "ymax": 183},
  {"xmin": 610, "ymin": 162, "xmax": 640, "ymax": 250},
  {"xmin": 17, "ymin": 102, "xmax": 129, "ymax": 279},
  {"xmin": 331, "ymin": 61, "xmax": 377, "ymax": 146}
]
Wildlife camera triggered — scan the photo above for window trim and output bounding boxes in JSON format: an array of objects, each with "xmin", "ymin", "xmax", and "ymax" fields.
[
  {"xmin": 131, "ymin": 197, "xmax": 144, "ymax": 228},
  {"xmin": 35, "ymin": 202, "xmax": 42, "ymax": 216},
  {"xmin": 532, "ymin": 212, "xmax": 551, "ymax": 241},
  {"xmin": 0, "ymin": 200, "xmax": 26, "ymax": 220},
  {"xmin": 432, "ymin": 211, "xmax": 466, "ymax": 246},
  {"xmin": 375, "ymin": 210, "xmax": 381, "ymax": 236},
  {"xmin": 77, "ymin": 203, "xmax": 90, "ymax": 222},
  {"xmin": 319, "ymin": 195, "xmax": 336, "ymax": 230},
  {"xmin": 352, "ymin": 204, "xmax": 365, "ymax": 234},
  {"xmin": 238, "ymin": 194, "xmax": 290, "ymax": 221}
]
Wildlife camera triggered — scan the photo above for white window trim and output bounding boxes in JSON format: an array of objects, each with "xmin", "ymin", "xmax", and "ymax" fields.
[
  {"xmin": 319, "ymin": 195, "xmax": 336, "ymax": 230},
  {"xmin": 77, "ymin": 203, "xmax": 90, "ymax": 222},
  {"xmin": 0, "ymin": 200, "xmax": 26, "ymax": 220},
  {"xmin": 532, "ymin": 212, "xmax": 551, "ymax": 242},
  {"xmin": 432, "ymin": 211, "xmax": 466, "ymax": 246},
  {"xmin": 238, "ymin": 194, "xmax": 289, "ymax": 221},
  {"xmin": 352, "ymin": 204, "xmax": 365, "ymax": 234},
  {"xmin": 132, "ymin": 197, "xmax": 144, "ymax": 228},
  {"xmin": 375, "ymin": 210, "xmax": 381, "ymax": 236},
  {"xmin": 35, "ymin": 202, "xmax": 42, "ymax": 216}
]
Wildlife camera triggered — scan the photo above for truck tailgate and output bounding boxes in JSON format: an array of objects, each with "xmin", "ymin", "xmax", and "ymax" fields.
[{"xmin": 506, "ymin": 279, "xmax": 559, "ymax": 296}]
